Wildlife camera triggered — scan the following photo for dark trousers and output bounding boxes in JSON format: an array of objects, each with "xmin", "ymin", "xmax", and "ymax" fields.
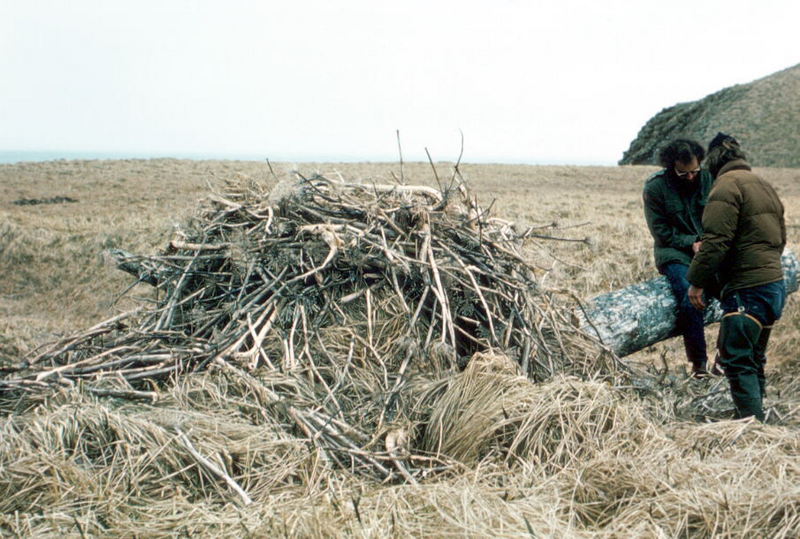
[
  {"xmin": 661, "ymin": 263, "xmax": 708, "ymax": 364},
  {"xmin": 718, "ymin": 281, "xmax": 786, "ymax": 421}
]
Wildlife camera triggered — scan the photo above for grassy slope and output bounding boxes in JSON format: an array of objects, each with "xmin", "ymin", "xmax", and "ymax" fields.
[{"xmin": 620, "ymin": 63, "xmax": 800, "ymax": 167}]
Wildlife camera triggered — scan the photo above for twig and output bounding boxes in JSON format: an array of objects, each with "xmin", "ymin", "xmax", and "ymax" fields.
[
  {"xmin": 175, "ymin": 427, "xmax": 253, "ymax": 506},
  {"xmin": 396, "ymin": 129, "xmax": 404, "ymax": 184},
  {"xmin": 424, "ymin": 147, "xmax": 443, "ymax": 192}
]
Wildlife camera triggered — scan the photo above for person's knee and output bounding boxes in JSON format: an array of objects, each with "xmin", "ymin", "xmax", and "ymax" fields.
[
  {"xmin": 663, "ymin": 264, "xmax": 690, "ymax": 293},
  {"xmin": 677, "ymin": 297, "xmax": 706, "ymax": 329},
  {"xmin": 753, "ymin": 326, "xmax": 772, "ymax": 363}
]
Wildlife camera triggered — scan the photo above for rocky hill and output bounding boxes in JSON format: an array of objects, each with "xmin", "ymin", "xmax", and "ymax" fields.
[{"xmin": 619, "ymin": 63, "xmax": 800, "ymax": 167}]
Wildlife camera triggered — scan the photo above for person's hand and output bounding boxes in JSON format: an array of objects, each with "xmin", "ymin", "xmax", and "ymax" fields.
[
  {"xmin": 688, "ymin": 285, "xmax": 705, "ymax": 309},
  {"xmin": 692, "ymin": 241, "xmax": 703, "ymax": 254}
]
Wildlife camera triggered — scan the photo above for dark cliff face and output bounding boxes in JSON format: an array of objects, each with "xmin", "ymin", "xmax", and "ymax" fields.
[{"xmin": 619, "ymin": 64, "xmax": 800, "ymax": 167}]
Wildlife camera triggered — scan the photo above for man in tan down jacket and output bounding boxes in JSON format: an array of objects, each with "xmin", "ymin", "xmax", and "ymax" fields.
[{"xmin": 687, "ymin": 132, "xmax": 786, "ymax": 422}]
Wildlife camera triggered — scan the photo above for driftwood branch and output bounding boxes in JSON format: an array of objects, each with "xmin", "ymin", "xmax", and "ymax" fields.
[{"xmin": 106, "ymin": 248, "xmax": 174, "ymax": 287}]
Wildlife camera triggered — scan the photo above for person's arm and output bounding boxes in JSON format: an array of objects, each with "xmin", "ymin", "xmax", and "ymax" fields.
[
  {"xmin": 780, "ymin": 198, "xmax": 787, "ymax": 247},
  {"xmin": 643, "ymin": 184, "xmax": 698, "ymax": 249}
]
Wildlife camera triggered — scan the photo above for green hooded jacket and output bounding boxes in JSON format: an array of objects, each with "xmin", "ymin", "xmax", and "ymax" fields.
[{"xmin": 643, "ymin": 168, "xmax": 715, "ymax": 270}]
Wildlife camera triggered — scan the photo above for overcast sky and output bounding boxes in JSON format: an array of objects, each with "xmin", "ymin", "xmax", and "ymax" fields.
[{"xmin": 2, "ymin": 0, "xmax": 799, "ymax": 164}]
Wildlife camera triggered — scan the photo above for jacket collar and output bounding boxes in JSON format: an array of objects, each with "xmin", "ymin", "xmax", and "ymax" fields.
[{"xmin": 717, "ymin": 159, "xmax": 752, "ymax": 177}]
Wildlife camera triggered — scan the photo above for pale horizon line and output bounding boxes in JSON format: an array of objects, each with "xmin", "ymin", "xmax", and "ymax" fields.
[{"xmin": 0, "ymin": 148, "xmax": 620, "ymax": 167}]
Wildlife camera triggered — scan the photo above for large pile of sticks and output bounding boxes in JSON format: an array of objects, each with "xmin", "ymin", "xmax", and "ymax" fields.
[{"xmin": 1, "ymin": 171, "xmax": 613, "ymax": 480}]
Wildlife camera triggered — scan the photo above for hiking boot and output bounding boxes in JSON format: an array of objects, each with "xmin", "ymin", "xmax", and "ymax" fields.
[{"xmin": 691, "ymin": 360, "xmax": 711, "ymax": 379}]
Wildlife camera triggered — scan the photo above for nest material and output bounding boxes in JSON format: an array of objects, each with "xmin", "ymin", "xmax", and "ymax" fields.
[{"xmin": 1, "ymin": 171, "xmax": 614, "ymax": 481}]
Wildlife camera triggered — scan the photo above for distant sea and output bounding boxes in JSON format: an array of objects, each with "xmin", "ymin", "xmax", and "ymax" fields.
[
  {"xmin": 0, "ymin": 150, "xmax": 615, "ymax": 166},
  {"xmin": 0, "ymin": 150, "xmax": 280, "ymax": 165}
]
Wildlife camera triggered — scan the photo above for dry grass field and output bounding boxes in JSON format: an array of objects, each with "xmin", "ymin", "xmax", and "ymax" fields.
[{"xmin": 1, "ymin": 158, "xmax": 800, "ymax": 536}]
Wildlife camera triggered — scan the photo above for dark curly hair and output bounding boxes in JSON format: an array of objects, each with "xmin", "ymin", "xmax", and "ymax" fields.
[{"xmin": 657, "ymin": 139, "xmax": 705, "ymax": 169}]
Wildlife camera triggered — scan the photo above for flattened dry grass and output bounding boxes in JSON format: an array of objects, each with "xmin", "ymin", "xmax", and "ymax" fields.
[{"xmin": 3, "ymin": 372, "xmax": 800, "ymax": 537}]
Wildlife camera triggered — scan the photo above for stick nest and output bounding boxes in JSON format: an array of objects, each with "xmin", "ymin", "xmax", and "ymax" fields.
[{"xmin": 2, "ymin": 171, "xmax": 616, "ymax": 481}]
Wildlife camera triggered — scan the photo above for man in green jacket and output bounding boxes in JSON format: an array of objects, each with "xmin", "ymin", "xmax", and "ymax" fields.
[
  {"xmin": 688, "ymin": 133, "xmax": 787, "ymax": 421},
  {"xmin": 643, "ymin": 139, "xmax": 714, "ymax": 377}
]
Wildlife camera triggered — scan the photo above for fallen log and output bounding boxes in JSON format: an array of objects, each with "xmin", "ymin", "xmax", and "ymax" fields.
[{"xmin": 579, "ymin": 249, "xmax": 800, "ymax": 357}]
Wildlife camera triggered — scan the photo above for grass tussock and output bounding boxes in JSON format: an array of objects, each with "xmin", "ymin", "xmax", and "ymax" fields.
[{"xmin": 418, "ymin": 353, "xmax": 652, "ymax": 469}]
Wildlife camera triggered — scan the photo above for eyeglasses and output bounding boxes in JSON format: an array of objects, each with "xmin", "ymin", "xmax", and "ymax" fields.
[{"xmin": 675, "ymin": 167, "xmax": 701, "ymax": 178}]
